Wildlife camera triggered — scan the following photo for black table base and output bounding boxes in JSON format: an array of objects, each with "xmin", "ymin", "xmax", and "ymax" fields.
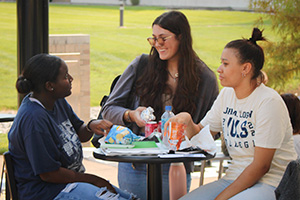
[{"xmin": 148, "ymin": 163, "xmax": 162, "ymax": 200}]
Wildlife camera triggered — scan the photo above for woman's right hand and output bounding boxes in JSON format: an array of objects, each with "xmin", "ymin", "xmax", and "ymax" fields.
[
  {"xmin": 93, "ymin": 176, "xmax": 117, "ymax": 194},
  {"xmin": 166, "ymin": 112, "xmax": 201, "ymax": 139},
  {"xmin": 40, "ymin": 168, "xmax": 117, "ymax": 194},
  {"xmin": 91, "ymin": 119, "xmax": 113, "ymax": 136},
  {"xmin": 129, "ymin": 106, "xmax": 147, "ymax": 127}
]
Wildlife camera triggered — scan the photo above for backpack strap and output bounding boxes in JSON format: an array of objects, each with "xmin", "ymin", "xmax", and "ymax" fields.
[
  {"xmin": 92, "ymin": 54, "xmax": 149, "ymax": 147},
  {"xmin": 97, "ymin": 75, "xmax": 121, "ymax": 120},
  {"xmin": 126, "ymin": 54, "xmax": 149, "ymax": 109},
  {"xmin": 136, "ymin": 54, "xmax": 149, "ymax": 80}
]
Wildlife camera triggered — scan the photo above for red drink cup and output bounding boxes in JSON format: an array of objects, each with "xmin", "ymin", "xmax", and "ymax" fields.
[
  {"xmin": 145, "ymin": 121, "xmax": 158, "ymax": 137},
  {"xmin": 158, "ymin": 121, "xmax": 162, "ymax": 133}
]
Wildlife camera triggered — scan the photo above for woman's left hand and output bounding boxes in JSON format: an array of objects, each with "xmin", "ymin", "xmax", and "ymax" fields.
[{"xmin": 215, "ymin": 147, "xmax": 276, "ymax": 200}]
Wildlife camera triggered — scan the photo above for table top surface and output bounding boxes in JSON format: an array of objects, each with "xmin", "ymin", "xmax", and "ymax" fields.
[
  {"xmin": 93, "ymin": 148, "xmax": 214, "ymax": 164},
  {"xmin": 0, "ymin": 113, "xmax": 16, "ymax": 122}
]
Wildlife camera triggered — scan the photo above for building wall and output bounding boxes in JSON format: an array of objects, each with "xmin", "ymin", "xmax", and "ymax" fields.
[
  {"xmin": 49, "ymin": 34, "xmax": 91, "ymax": 147},
  {"xmin": 70, "ymin": 0, "xmax": 251, "ymax": 10}
]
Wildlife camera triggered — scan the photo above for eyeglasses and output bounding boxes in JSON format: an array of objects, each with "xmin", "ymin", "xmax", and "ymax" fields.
[{"xmin": 147, "ymin": 35, "xmax": 173, "ymax": 46}]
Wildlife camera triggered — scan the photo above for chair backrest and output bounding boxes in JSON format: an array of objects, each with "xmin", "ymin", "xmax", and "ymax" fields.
[
  {"xmin": 275, "ymin": 159, "xmax": 300, "ymax": 200},
  {"xmin": 3, "ymin": 152, "xmax": 18, "ymax": 200}
]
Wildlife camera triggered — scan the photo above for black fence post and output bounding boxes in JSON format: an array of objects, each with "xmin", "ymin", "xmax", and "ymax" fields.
[
  {"xmin": 119, "ymin": 0, "xmax": 125, "ymax": 27},
  {"xmin": 16, "ymin": 0, "xmax": 49, "ymax": 106}
]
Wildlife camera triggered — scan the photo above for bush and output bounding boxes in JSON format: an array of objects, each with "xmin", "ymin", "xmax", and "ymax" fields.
[{"xmin": 131, "ymin": 0, "xmax": 140, "ymax": 6}]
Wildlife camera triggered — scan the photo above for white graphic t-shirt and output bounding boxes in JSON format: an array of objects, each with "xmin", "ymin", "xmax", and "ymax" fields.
[{"xmin": 201, "ymin": 84, "xmax": 297, "ymax": 187}]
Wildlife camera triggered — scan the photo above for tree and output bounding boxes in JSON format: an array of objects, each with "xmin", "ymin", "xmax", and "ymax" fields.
[
  {"xmin": 250, "ymin": 0, "xmax": 300, "ymax": 93},
  {"xmin": 130, "ymin": 0, "xmax": 140, "ymax": 6}
]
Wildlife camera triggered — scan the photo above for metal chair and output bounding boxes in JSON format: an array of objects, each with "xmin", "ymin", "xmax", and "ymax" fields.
[
  {"xmin": 3, "ymin": 152, "xmax": 18, "ymax": 200},
  {"xmin": 199, "ymin": 153, "xmax": 231, "ymax": 186},
  {"xmin": 275, "ymin": 159, "xmax": 300, "ymax": 199}
]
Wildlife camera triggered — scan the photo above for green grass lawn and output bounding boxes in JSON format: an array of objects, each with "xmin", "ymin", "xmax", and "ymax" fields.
[
  {"xmin": 0, "ymin": 2, "xmax": 277, "ymax": 110},
  {"xmin": 0, "ymin": 133, "xmax": 8, "ymax": 154}
]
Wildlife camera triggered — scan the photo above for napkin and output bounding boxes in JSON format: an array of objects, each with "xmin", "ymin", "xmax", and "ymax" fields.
[{"xmin": 179, "ymin": 125, "xmax": 217, "ymax": 155}]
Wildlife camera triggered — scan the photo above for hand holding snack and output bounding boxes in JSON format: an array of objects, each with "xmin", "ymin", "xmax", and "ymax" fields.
[{"xmin": 127, "ymin": 107, "xmax": 147, "ymax": 127}]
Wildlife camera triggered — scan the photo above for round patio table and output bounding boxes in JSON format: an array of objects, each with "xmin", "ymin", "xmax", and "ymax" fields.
[{"xmin": 93, "ymin": 148, "xmax": 213, "ymax": 200}]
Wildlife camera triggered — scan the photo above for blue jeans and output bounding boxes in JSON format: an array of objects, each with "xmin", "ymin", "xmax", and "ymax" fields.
[
  {"xmin": 54, "ymin": 182, "xmax": 135, "ymax": 200},
  {"xmin": 179, "ymin": 178, "xmax": 276, "ymax": 200},
  {"xmin": 118, "ymin": 162, "xmax": 191, "ymax": 200}
]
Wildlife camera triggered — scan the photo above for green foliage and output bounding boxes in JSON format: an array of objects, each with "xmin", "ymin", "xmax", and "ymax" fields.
[
  {"xmin": 250, "ymin": 0, "xmax": 300, "ymax": 93},
  {"xmin": 130, "ymin": 0, "xmax": 140, "ymax": 6}
]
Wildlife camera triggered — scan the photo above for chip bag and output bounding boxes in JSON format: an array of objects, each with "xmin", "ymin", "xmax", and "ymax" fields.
[{"xmin": 105, "ymin": 125, "xmax": 140, "ymax": 144}]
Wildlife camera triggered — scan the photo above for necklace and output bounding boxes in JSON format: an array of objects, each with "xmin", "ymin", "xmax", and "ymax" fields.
[{"xmin": 167, "ymin": 70, "xmax": 179, "ymax": 82}]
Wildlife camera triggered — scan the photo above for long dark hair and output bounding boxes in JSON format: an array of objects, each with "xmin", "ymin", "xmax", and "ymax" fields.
[
  {"xmin": 16, "ymin": 54, "xmax": 62, "ymax": 94},
  {"xmin": 225, "ymin": 28, "xmax": 266, "ymax": 80},
  {"xmin": 135, "ymin": 11, "xmax": 201, "ymax": 119},
  {"xmin": 281, "ymin": 93, "xmax": 300, "ymax": 134}
]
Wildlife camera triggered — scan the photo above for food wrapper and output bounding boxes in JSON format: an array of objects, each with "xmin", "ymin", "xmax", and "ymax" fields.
[
  {"xmin": 105, "ymin": 125, "xmax": 140, "ymax": 144},
  {"xmin": 140, "ymin": 106, "xmax": 156, "ymax": 122}
]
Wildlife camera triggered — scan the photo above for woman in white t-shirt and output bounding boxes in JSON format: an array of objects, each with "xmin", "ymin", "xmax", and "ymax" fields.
[
  {"xmin": 281, "ymin": 93, "xmax": 300, "ymax": 158},
  {"xmin": 168, "ymin": 28, "xmax": 297, "ymax": 200}
]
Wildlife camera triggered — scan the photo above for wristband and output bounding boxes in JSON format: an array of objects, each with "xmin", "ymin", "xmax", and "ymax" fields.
[
  {"xmin": 86, "ymin": 119, "xmax": 96, "ymax": 132},
  {"xmin": 125, "ymin": 110, "xmax": 132, "ymax": 122}
]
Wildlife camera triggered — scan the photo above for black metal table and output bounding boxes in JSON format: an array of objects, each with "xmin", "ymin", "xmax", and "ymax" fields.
[
  {"xmin": 0, "ymin": 113, "xmax": 15, "ymax": 123},
  {"xmin": 0, "ymin": 113, "xmax": 15, "ymax": 200},
  {"xmin": 93, "ymin": 148, "xmax": 213, "ymax": 200}
]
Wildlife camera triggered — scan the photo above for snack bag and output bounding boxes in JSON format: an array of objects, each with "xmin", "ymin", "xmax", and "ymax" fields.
[{"xmin": 105, "ymin": 125, "xmax": 140, "ymax": 144}]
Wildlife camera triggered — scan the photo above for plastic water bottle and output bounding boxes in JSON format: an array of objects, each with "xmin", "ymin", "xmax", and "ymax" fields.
[
  {"xmin": 169, "ymin": 162, "xmax": 187, "ymax": 200},
  {"xmin": 161, "ymin": 106, "xmax": 174, "ymax": 147}
]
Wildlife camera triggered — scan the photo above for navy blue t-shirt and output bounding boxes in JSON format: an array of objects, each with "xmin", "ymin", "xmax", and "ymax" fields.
[{"xmin": 8, "ymin": 95, "xmax": 84, "ymax": 200}]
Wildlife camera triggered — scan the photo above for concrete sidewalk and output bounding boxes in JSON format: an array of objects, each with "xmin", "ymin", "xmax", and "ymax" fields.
[{"xmin": 0, "ymin": 148, "xmax": 220, "ymax": 199}]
